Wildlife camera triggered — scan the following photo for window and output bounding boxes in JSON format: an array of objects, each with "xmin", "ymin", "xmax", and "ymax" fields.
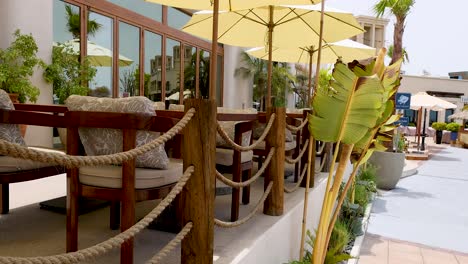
[
  {"xmin": 108, "ymin": 0, "xmax": 162, "ymax": 22},
  {"xmin": 445, "ymin": 109, "xmax": 454, "ymax": 123},
  {"xmin": 165, "ymin": 38, "xmax": 181, "ymax": 102},
  {"xmin": 144, "ymin": 31, "xmax": 163, "ymax": 101},
  {"xmin": 119, "ymin": 22, "xmax": 140, "ymax": 97}
]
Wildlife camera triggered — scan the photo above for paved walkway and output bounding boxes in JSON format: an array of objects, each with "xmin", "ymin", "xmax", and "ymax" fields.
[{"xmin": 358, "ymin": 144, "xmax": 468, "ymax": 263}]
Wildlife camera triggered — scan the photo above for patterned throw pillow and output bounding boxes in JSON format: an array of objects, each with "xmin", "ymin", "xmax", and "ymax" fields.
[
  {"xmin": 0, "ymin": 90, "xmax": 26, "ymax": 145},
  {"xmin": 252, "ymin": 121, "xmax": 294, "ymax": 142},
  {"xmin": 65, "ymin": 96, "xmax": 169, "ymax": 169}
]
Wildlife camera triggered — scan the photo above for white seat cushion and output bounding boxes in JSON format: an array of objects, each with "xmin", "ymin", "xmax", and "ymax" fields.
[
  {"xmin": 0, "ymin": 147, "xmax": 65, "ymax": 173},
  {"xmin": 253, "ymin": 140, "xmax": 297, "ymax": 151},
  {"xmin": 215, "ymin": 148, "xmax": 253, "ymax": 166},
  {"xmin": 79, "ymin": 159, "xmax": 183, "ymax": 189}
]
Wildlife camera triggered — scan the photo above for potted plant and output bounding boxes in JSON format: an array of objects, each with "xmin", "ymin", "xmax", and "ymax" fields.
[
  {"xmin": 43, "ymin": 43, "xmax": 96, "ymax": 147},
  {"xmin": 431, "ymin": 122, "xmax": 447, "ymax": 144},
  {"xmin": 0, "ymin": 29, "xmax": 44, "ymax": 103},
  {"xmin": 446, "ymin": 122, "xmax": 461, "ymax": 144}
]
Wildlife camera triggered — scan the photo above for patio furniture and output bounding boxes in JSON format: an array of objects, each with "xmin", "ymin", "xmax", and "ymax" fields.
[
  {"xmin": 459, "ymin": 129, "xmax": 468, "ymax": 148},
  {"xmin": 0, "ymin": 91, "xmax": 66, "ymax": 214},
  {"xmin": 65, "ymin": 96, "xmax": 183, "ymax": 263}
]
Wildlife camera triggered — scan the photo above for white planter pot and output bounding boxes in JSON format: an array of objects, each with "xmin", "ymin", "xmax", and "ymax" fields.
[{"xmin": 368, "ymin": 151, "xmax": 405, "ymax": 190}]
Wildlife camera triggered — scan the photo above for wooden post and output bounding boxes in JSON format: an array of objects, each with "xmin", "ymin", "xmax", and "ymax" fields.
[
  {"xmin": 66, "ymin": 126, "xmax": 80, "ymax": 252},
  {"xmin": 181, "ymin": 99, "xmax": 216, "ymax": 264},
  {"xmin": 264, "ymin": 107, "xmax": 285, "ymax": 216},
  {"xmin": 121, "ymin": 129, "xmax": 137, "ymax": 264}
]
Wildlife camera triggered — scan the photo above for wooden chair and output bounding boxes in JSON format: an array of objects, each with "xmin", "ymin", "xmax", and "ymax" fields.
[
  {"xmin": 65, "ymin": 110, "xmax": 183, "ymax": 264},
  {"xmin": 0, "ymin": 104, "xmax": 67, "ymax": 214}
]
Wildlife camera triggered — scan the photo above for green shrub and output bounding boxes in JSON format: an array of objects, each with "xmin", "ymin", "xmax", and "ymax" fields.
[
  {"xmin": 354, "ymin": 185, "xmax": 369, "ymax": 209},
  {"xmin": 358, "ymin": 163, "xmax": 377, "ymax": 183},
  {"xmin": 431, "ymin": 122, "xmax": 447, "ymax": 131},
  {"xmin": 446, "ymin": 122, "xmax": 461, "ymax": 132}
]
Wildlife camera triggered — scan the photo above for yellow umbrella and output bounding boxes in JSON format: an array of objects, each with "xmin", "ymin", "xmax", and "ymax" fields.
[
  {"xmin": 182, "ymin": 4, "xmax": 364, "ymax": 107},
  {"xmin": 246, "ymin": 39, "xmax": 376, "ymax": 101},
  {"xmin": 145, "ymin": 0, "xmax": 320, "ymax": 100},
  {"xmin": 246, "ymin": 39, "xmax": 375, "ymax": 64}
]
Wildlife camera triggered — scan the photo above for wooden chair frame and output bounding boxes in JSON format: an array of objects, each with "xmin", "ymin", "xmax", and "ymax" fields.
[
  {"xmin": 65, "ymin": 110, "xmax": 182, "ymax": 264},
  {"xmin": 0, "ymin": 104, "xmax": 67, "ymax": 214}
]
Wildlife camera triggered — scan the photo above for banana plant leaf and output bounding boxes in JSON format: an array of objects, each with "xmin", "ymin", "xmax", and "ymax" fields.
[{"xmin": 309, "ymin": 63, "xmax": 385, "ymax": 145}]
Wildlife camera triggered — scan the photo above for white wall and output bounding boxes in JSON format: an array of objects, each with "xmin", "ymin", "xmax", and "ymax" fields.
[
  {"xmin": 0, "ymin": 0, "xmax": 53, "ymax": 148},
  {"xmin": 223, "ymin": 45, "xmax": 252, "ymax": 109}
]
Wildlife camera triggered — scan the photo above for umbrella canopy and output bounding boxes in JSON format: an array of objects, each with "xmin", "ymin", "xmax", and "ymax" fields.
[
  {"xmin": 183, "ymin": 5, "xmax": 363, "ymax": 49},
  {"xmin": 166, "ymin": 90, "xmax": 192, "ymax": 100},
  {"xmin": 145, "ymin": 0, "xmax": 320, "ymax": 11},
  {"xmin": 246, "ymin": 39, "xmax": 375, "ymax": 64},
  {"xmin": 449, "ymin": 110, "xmax": 468, "ymax": 121},
  {"xmin": 183, "ymin": 4, "xmax": 363, "ymax": 107},
  {"xmin": 410, "ymin": 92, "xmax": 457, "ymax": 110},
  {"xmin": 54, "ymin": 39, "xmax": 133, "ymax": 67}
]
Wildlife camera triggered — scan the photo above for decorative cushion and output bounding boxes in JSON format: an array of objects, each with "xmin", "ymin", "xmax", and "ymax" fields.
[
  {"xmin": 0, "ymin": 147, "xmax": 64, "ymax": 172},
  {"xmin": 0, "ymin": 90, "xmax": 26, "ymax": 145},
  {"xmin": 252, "ymin": 121, "xmax": 294, "ymax": 142},
  {"xmin": 253, "ymin": 140, "xmax": 297, "ymax": 151},
  {"xmin": 168, "ymin": 104, "xmax": 184, "ymax": 111},
  {"xmin": 215, "ymin": 148, "xmax": 253, "ymax": 166},
  {"xmin": 65, "ymin": 96, "xmax": 169, "ymax": 169},
  {"xmin": 79, "ymin": 159, "xmax": 183, "ymax": 189},
  {"xmin": 154, "ymin": 101, "xmax": 166, "ymax": 110},
  {"xmin": 216, "ymin": 107, "xmax": 256, "ymax": 148}
]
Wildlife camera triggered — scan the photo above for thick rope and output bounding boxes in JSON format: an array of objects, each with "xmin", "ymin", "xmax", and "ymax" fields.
[
  {"xmin": 146, "ymin": 222, "xmax": 193, "ymax": 264},
  {"xmin": 315, "ymin": 155, "xmax": 328, "ymax": 173},
  {"xmin": 216, "ymin": 113, "xmax": 276, "ymax": 152},
  {"xmin": 285, "ymin": 139, "xmax": 309, "ymax": 164},
  {"xmin": 215, "ymin": 148, "xmax": 275, "ymax": 188},
  {"xmin": 0, "ymin": 109, "xmax": 195, "ymax": 169},
  {"xmin": 214, "ymin": 182, "xmax": 273, "ymax": 228},
  {"xmin": 0, "ymin": 166, "xmax": 194, "ymax": 264},
  {"xmin": 284, "ymin": 164, "xmax": 308, "ymax": 193},
  {"xmin": 286, "ymin": 118, "xmax": 308, "ymax": 133},
  {"xmin": 316, "ymin": 141, "xmax": 326, "ymax": 155}
]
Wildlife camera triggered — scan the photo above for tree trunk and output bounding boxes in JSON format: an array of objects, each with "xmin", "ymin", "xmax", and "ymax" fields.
[{"xmin": 391, "ymin": 17, "xmax": 405, "ymax": 65}]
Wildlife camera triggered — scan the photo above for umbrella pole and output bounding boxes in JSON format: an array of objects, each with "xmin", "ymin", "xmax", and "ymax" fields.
[
  {"xmin": 266, "ymin": 5, "xmax": 274, "ymax": 109},
  {"xmin": 209, "ymin": 0, "xmax": 219, "ymax": 100},
  {"xmin": 421, "ymin": 108, "xmax": 427, "ymax": 151},
  {"xmin": 311, "ymin": 0, "xmax": 326, "ymax": 103},
  {"xmin": 417, "ymin": 107, "xmax": 422, "ymax": 150},
  {"xmin": 307, "ymin": 48, "xmax": 314, "ymax": 106}
]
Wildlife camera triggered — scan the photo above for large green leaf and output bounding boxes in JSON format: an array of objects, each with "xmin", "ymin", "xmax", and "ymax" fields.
[{"xmin": 309, "ymin": 63, "xmax": 384, "ymax": 145}]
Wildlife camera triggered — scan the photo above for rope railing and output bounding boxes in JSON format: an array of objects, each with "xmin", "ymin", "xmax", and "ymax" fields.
[
  {"xmin": 315, "ymin": 155, "xmax": 328, "ymax": 173},
  {"xmin": 0, "ymin": 166, "xmax": 195, "ymax": 264},
  {"xmin": 286, "ymin": 118, "xmax": 308, "ymax": 133},
  {"xmin": 0, "ymin": 108, "xmax": 196, "ymax": 169},
  {"xmin": 214, "ymin": 182, "xmax": 273, "ymax": 228},
  {"xmin": 215, "ymin": 148, "xmax": 275, "ymax": 188},
  {"xmin": 284, "ymin": 164, "xmax": 308, "ymax": 193},
  {"xmin": 216, "ymin": 113, "xmax": 276, "ymax": 152},
  {"xmin": 285, "ymin": 139, "xmax": 309, "ymax": 164},
  {"xmin": 146, "ymin": 222, "xmax": 193, "ymax": 264},
  {"xmin": 316, "ymin": 141, "xmax": 326, "ymax": 155}
]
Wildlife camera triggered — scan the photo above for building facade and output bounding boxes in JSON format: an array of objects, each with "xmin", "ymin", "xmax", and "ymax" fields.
[{"xmin": 353, "ymin": 15, "xmax": 389, "ymax": 52}]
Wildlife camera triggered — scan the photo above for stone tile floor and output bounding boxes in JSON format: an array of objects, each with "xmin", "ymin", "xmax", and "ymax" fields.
[{"xmin": 359, "ymin": 234, "xmax": 468, "ymax": 264}]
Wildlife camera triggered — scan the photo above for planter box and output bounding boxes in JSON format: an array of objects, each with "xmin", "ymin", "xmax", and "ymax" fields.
[{"xmin": 346, "ymin": 195, "xmax": 374, "ymax": 264}]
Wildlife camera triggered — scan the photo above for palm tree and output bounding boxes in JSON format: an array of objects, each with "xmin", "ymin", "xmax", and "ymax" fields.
[
  {"xmin": 65, "ymin": 5, "xmax": 102, "ymax": 39},
  {"xmin": 374, "ymin": 0, "xmax": 415, "ymax": 64},
  {"xmin": 387, "ymin": 44, "xmax": 409, "ymax": 63}
]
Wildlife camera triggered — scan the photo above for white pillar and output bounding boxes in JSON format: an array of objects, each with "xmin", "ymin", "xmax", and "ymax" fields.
[
  {"xmin": 0, "ymin": 0, "xmax": 53, "ymax": 148},
  {"xmin": 223, "ymin": 45, "xmax": 252, "ymax": 109}
]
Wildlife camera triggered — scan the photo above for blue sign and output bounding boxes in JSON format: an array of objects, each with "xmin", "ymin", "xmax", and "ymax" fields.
[
  {"xmin": 395, "ymin": 93, "xmax": 411, "ymax": 110},
  {"xmin": 395, "ymin": 116, "xmax": 409, "ymax": 126}
]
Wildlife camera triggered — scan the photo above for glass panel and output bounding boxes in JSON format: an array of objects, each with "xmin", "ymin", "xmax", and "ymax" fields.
[
  {"xmin": 165, "ymin": 38, "xmax": 181, "ymax": 103},
  {"xmin": 445, "ymin": 109, "xmax": 454, "ymax": 123},
  {"xmin": 429, "ymin": 110, "xmax": 438, "ymax": 125},
  {"xmin": 144, "ymin": 31, "xmax": 162, "ymax": 101},
  {"xmin": 168, "ymin": 7, "xmax": 191, "ymax": 29},
  {"xmin": 183, "ymin": 45, "xmax": 197, "ymax": 100},
  {"xmin": 119, "ymin": 22, "xmax": 140, "ymax": 97},
  {"xmin": 88, "ymin": 12, "xmax": 113, "ymax": 97},
  {"xmin": 53, "ymin": 1, "xmax": 78, "ymax": 43},
  {"xmin": 199, "ymin": 50, "xmax": 210, "ymax": 99},
  {"xmin": 108, "ymin": 0, "xmax": 162, "ymax": 22}
]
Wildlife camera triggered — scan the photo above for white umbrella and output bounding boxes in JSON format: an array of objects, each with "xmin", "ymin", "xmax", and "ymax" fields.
[
  {"xmin": 166, "ymin": 90, "xmax": 192, "ymax": 100},
  {"xmin": 54, "ymin": 39, "xmax": 133, "ymax": 67},
  {"xmin": 410, "ymin": 92, "xmax": 457, "ymax": 110},
  {"xmin": 409, "ymin": 92, "xmax": 457, "ymax": 150},
  {"xmin": 449, "ymin": 110, "xmax": 468, "ymax": 121}
]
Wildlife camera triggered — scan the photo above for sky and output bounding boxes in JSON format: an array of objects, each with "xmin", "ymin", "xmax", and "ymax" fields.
[{"xmin": 328, "ymin": 0, "xmax": 467, "ymax": 77}]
